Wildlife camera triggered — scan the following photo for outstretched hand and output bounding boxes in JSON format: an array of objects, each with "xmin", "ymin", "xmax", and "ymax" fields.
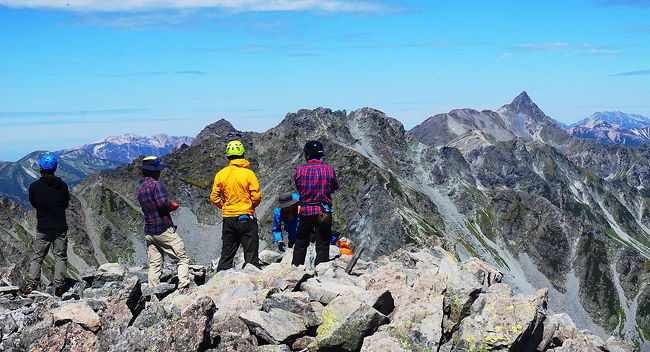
[{"xmin": 170, "ymin": 202, "xmax": 180, "ymax": 211}]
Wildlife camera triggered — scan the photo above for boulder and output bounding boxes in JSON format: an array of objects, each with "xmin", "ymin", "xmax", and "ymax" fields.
[
  {"xmin": 293, "ymin": 336, "xmax": 315, "ymax": 350},
  {"xmin": 451, "ymin": 283, "xmax": 548, "ymax": 352},
  {"xmin": 384, "ymin": 274, "xmax": 446, "ymax": 351},
  {"xmin": 171, "ymin": 295, "xmax": 216, "ymax": 351},
  {"xmin": 361, "ymin": 330, "xmax": 408, "ymax": 352},
  {"xmin": 251, "ymin": 263, "xmax": 312, "ymax": 291},
  {"xmin": 29, "ymin": 322, "xmax": 99, "ymax": 352},
  {"xmin": 0, "ymin": 297, "xmax": 33, "ymax": 310},
  {"xmin": 551, "ymin": 337, "xmax": 602, "ymax": 352},
  {"xmin": 537, "ymin": 313, "xmax": 578, "ymax": 350},
  {"xmin": 209, "ymin": 290, "xmax": 265, "ymax": 344},
  {"xmin": 605, "ymin": 336, "xmax": 635, "ymax": 352},
  {"xmin": 142, "ymin": 282, "xmax": 176, "ymax": 300},
  {"xmin": 239, "ymin": 308, "xmax": 306, "ymax": 344},
  {"xmin": 117, "ymin": 275, "xmax": 142, "ymax": 312},
  {"xmin": 259, "ymin": 250, "xmax": 284, "ymax": 265},
  {"xmin": 94, "ymin": 263, "xmax": 126, "ymax": 286},
  {"xmin": 301, "ymin": 277, "xmax": 365, "ymax": 304},
  {"xmin": 97, "ymin": 299, "xmax": 133, "ymax": 350},
  {"xmin": 207, "ymin": 336, "xmax": 258, "ymax": 352},
  {"xmin": 133, "ymin": 300, "xmax": 168, "ymax": 329},
  {"xmin": 359, "ymin": 263, "xmax": 410, "ymax": 305},
  {"xmin": 197, "ymin": 271, "xmax": 257, "ymax": 308},
  {"xmin": 263, "ymin": 291, "xmax": 322, "ymax": 327},
  {"xmin": 460, "ymin": 257, "xmax": 503, "ymax": 286},
  {"xmin": 52, "ymin": 302, "xmax": 102, "ymax": 332},
  {"xmin": 258, "ymin": 345, "xmax": 292, "ymax": 352},
  {"xmin": 311, "ymin": 294, "xmax": 388, "ymax": 351},
  {"xmin": 439, "ymin": 255, "xmax": 483, "ymax": 335}
]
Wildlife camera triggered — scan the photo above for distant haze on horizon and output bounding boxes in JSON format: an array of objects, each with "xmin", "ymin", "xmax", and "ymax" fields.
[{"xmin": 1, "ymin": 0, "xmax": 649, "ymax": 161}]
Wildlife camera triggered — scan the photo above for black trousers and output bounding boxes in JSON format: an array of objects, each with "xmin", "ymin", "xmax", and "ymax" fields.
[
  {"xmin": 292, "ymin": 215, "xmax": 331, "ymax": 266},
  {"xmin": 217, "ymin": 217, "xmax": 259, "ymax": 271}
]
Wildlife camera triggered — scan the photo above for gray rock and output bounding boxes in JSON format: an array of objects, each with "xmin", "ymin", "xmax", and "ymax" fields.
[
  {"xmin": 361, "ymin": 330, "xmax": 407, "ymax": 352},
  {"xmin": 0, "ymin": 297, "xmax": 33, "ymax": 310},
  {"xmin": 312, "ymin": 294, "xmax": 388, "ymax": 351},
  {"xmin": 537, "ymin": 313, "xmax": 578, "ymax": 350},
  {"xmin": 263, "ymin": 291, "xmax": 323, "ymax": 327},
  {"xmin": 605, "ymin": 336, "xmax": 635, "ymax": 352},
  {"xmin": 384, "ymin": 274, "xmax": 446, "ymax": 351},
  {"xmin": 94, "ymin": 263, "xmax": 126, "ymax": 287},
  {"xmin": 259, "ymin": 249, "xmax": 284, "ymax": 265},
  {"xmin": 141, "ymin": 282, "xmax": 176, "ymax": 299},
  {"xmin": 52, "ymin": 302, "xmax": 102, "ymax": 332},
  {"xmin": 452, "ymin": 284, "xmax": 548, "ymax": 352},
  {"xmin": 29, "ymin": 322, "xmax": 99, "ymax": 351},
  {"xmin": 239, "ymin": 308, "xmax": 307, "ymax": 344},
  {"xmin": 133, "ymin": 300, "xmax": 167, "ymax": 329},
  {"xmin": 329, "ymin": 245, "xmax": 342, "ymax": 260},
  {"xmin": 301, "ymin": 277, "xmax": 365, "ymax": 304},
  {"xmin": 1, "ymin": 313, "xmax": 18, "ymax": 336},
  {"xmin": 0, "ymin": 286, "xmax": 18, "ymax": 295},
  {"xmin": 293, "ymin": 336, "xmax": 315, "ymax": 350},
  {"xmin": 257, "ymin": 345, "xmax": 292, "ymax": 352}
]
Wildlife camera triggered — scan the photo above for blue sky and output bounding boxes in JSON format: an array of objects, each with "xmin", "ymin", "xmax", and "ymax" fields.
[{"xmin": 1, "ymin": 0, "xmax": 649, "ymax": 161}]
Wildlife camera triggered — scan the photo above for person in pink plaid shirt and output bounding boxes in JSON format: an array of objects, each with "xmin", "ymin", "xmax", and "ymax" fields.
[{"xmin": 292, "ymin": 140, "xmax": 339, "ymax": 266}]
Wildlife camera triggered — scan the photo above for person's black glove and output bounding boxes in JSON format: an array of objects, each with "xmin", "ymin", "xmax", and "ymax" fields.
[
  {"xmin": 278, "ymin": 241, "xmax": 286, "ymax": 252},
  {"xmin": 288, "ymin": 240, "xmax": 295, "ymax": 248}
]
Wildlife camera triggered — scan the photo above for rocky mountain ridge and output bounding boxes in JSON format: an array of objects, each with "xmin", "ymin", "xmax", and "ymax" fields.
[
  {"xmin": 0, "ymin": 133, "xmax": 193, "ymax": 207},
  {"xmin": 0, "ymin": 245, "xmax": 636, "ymax": 352},
  {"xmin": 1, "ymin": 93, "xmax": 649, "ymax": 348}
]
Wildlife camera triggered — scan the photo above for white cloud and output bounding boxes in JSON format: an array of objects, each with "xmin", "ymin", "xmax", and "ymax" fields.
[
  {"xmin": 0, "ymin": 0, "xmax": 392, "ymax": 13},
  {"xmin": 509, "ymin": 42, "xmax": 620, "ymax": 56}
]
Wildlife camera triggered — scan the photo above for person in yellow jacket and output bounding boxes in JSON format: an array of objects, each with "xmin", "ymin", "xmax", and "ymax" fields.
[{"xmin": 210, "ymin": 140, "xmax": 262, "ymax": 271}]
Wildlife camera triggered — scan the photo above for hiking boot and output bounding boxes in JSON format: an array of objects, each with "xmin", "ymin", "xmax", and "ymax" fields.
[
  {"xmin": 54, "ymin": 285, "xmax": 66, "ymax": 297},
  {"xmin": 179, "ymin": 286, "xmax": 195, "ymax": 295},
  {"xmin": 20, "ymin": 282, "xmax": 35, "ymax": 297}
]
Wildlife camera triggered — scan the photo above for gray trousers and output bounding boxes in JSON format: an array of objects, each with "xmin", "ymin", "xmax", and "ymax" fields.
[{"xmin": 27, "ymin": 231, "xmax": 67, "ymax": 286}]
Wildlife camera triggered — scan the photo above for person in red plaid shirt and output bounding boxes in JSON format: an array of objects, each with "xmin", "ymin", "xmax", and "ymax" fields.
[
  {"xmin": 292, "ymin": 140, "xmax": 339, "ymax": 266},
  {"xmin": 137, "ymin": 156, "xmax": 191, "ymax": 293}
]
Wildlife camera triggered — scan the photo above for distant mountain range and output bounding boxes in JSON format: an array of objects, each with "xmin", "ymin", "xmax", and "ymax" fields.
[
  {"xmin": 562, "ymin": 111, "xmax": 650, "ymax": 146},
  {"xmin": 0, "ymin": 134, "xmax": 193, "ymax": 207}
]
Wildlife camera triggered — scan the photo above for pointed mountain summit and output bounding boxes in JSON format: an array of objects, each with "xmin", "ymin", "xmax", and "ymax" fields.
[{"xmin": 411, "ymin": 91, "xmax": 568, "ymax": 149}]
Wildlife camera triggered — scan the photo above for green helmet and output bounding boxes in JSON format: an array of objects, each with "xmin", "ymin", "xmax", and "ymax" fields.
[{"xmin": 226, "ymin": 140, "xmax": 245, "ymax": 157}]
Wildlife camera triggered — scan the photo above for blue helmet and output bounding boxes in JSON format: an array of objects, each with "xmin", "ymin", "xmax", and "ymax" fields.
[{"xmin": 39, "ymin": 153, "xmax": 58, "ymax": 171}]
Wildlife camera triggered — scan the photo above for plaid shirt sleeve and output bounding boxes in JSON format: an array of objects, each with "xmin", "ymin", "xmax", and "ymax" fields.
[{"xmin": 153, "ymin": 182, "xmax": 171, "ymax": 212}]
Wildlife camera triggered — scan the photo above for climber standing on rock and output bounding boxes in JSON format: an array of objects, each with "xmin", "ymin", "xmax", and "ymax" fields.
[
  {"xmin": 20, "ymin": 153, "xmax": 70, "ymax": 297},
  {"xmin": 273, "ymin": 192, "xmax": 300, "ymax": 252},
  {"xmin": 210, "ymin": 140, "xmax": 262, "ymax": 271},
  {"xmin": 136, "ymin": 156, "xmax": 191, "ymax": 294},
  {"xmin": 292, "ymin": 140, "xmax": 339, "ymax": 267}
]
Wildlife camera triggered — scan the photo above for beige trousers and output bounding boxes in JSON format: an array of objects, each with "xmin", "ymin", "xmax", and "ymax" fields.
[{"xmin": 145, "ymin": 227, "xmax": 190, "ymax": 289}]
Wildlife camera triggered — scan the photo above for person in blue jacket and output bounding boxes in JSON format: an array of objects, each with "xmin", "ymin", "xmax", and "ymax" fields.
[{"xmin": 273, "ymin": 192, "xmax": 300, "ymax": 252}]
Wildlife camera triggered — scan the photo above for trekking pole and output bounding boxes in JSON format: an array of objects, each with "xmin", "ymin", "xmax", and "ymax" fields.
[{"xmin": 345, "ymin": 245, "xmax": 364, "ymax": 274}]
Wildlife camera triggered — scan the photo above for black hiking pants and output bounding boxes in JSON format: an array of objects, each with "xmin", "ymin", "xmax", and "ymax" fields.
[
  {"xmin": 292, "ymin": 215, "xmax": 331, "ymax": 267},
  {"xmin": 217, "ymin": 217, "xmax": 259, "ymax": 271}
]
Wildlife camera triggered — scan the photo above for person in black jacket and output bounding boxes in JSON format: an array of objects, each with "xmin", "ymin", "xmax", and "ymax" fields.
[{"xmin": 20, "ymin": 153, "xmax": 70, "ymax": 297}]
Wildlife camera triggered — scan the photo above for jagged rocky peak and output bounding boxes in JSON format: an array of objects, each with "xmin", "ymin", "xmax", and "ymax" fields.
[
  {"xmin": 500, "ymin": 90, "xmax": 546, "ymax": 120},
  {"xmin": 193, "ymin": 118, "xmax": 244, "ymax": 146}
]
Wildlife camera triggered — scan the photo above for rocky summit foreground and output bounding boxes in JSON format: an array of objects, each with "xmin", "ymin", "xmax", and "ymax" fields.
[{"xmin": 0, "ymin": 245, "xmax": 634, "ymax": 352}]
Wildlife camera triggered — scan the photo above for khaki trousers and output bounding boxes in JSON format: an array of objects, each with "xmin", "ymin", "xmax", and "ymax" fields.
[{"xmin": 145, "ymin": 227, "xmax": 190, "ymax": 289}]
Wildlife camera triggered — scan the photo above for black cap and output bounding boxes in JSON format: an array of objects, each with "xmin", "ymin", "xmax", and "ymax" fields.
[{"xmin": 304, "ymin": 140, "xmax": 324, "ymax": 159}]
